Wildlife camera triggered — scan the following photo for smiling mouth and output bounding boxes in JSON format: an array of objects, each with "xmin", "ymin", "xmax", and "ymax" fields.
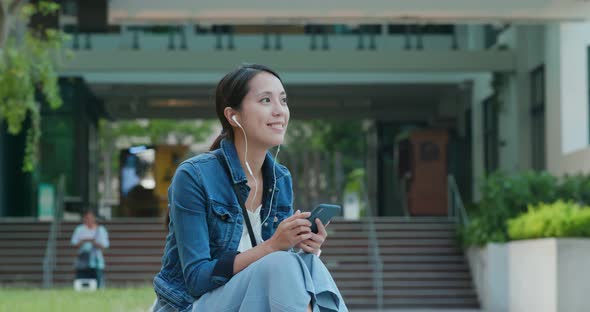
[{"xmin": 267, "ymin": 123, "xmax": 284, "ymax": 130}]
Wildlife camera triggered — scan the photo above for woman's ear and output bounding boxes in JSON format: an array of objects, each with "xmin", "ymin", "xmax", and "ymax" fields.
[{"xmin": 223, "ymin": 107, "xmax": 238, "ymax": 127}]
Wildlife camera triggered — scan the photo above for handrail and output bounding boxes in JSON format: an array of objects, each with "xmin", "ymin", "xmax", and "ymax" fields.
[
  {"xmin": 42, "ymin": 175, "xmax": 65, "ymax": 288},
  {"xmin": 399, "ymin": 172, "xmax": 412, "ymax": 219},
  {"xmin": 447, "ymin": 175, "xmax": 469, "ymax": 226},
  {"xmin": 362, "ymin": 178, "xmax": 383, "ymax": 310}
]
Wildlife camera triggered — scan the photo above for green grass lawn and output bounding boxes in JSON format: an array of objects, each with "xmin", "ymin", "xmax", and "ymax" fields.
[{"xmin": 0, "ymin": 286, "xmax": 156, "ymax": 312}]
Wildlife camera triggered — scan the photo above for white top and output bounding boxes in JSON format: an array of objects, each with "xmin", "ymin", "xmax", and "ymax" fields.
[
  {"xmin": 70, "ymin": 224, "xmax": 110, "ymax": 269},
  {"xmin": 237, "ymin": 205, "xmax": 264, "ymax": 252}
]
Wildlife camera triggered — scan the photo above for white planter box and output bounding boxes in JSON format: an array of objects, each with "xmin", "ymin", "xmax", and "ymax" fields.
[
  {"xmin": 508, "ymin": 238, "xmax": 590, "ymax": 312},
  {"xmin": 467, "ymin": 243, "xmax": 509, "ymax": 312},
  {"xmin": 467, "ymin": 239, "xmax": 590, "ymax": 312}
]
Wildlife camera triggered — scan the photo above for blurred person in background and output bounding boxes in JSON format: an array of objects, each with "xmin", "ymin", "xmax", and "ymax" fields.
[{"xmin": 71, "ymin": 210, "xmax": 110, "ymax": 288}]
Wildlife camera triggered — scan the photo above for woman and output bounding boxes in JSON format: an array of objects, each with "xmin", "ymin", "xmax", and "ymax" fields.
[
  {"xmin": 70, "ymin": 210, "xmax": 109, "ymax": 288},
  {"xmin": 152, "ymin": 64, "xmax": 347, "ymax": 312}
]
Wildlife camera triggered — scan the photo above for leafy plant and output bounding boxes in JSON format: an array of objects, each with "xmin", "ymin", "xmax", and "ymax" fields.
[
  {"xmin": 508, "ymin": 200, "xmax": 590, "ymax": 240},
  {"xmin": 285, "ymin": 119, "xmax": 366, "ymax": 176},
  {"xmin": 460, "ymin": 171, "xmax": 561, "ymax": 246},
  {"xmin": 558, "ymin": 174, "xmax": 590, "ymax": 205},
  {"xmin": 0, "ymin": 0, "xmax": 69, "ymax": 171}
]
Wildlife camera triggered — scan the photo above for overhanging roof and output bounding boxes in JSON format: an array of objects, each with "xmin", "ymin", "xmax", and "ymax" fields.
[{"xmin": 109, "ymin": 0, "xmax": 590, "ymax": 24}]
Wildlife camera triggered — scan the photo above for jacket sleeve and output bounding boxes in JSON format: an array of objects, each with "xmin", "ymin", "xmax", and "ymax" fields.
[{"xmin": 169, "ymin": 162, "xmax": 239, "ymax": 298}]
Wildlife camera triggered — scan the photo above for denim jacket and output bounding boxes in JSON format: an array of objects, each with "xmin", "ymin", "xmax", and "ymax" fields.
[{"xmin": 153, "ymin": 138, "xmax": 294, "ymax": 311}]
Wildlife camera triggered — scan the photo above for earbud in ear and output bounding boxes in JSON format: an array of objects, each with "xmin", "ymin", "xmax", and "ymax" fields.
[{"xmin": 231, "ymin": 115, "xmax": 237, "ymax": 122}]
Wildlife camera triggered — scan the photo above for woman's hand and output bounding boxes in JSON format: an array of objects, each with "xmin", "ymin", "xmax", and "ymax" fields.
[
  {"xmin": 267, "ymin": 210, "xmax": 313, "ymax": 251},
  {"xmin": 296, "ymin": 217, "xmax": 328, "ymax": 256}
]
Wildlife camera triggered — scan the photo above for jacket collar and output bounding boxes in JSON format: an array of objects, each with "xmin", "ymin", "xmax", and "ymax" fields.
[{"xmin": 220, "ymin": 138, "xmax": 288, "ymax": 185}]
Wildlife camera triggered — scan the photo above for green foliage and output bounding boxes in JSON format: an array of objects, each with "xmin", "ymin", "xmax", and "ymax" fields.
[
  {"xmin": 285, "ymin": 119, "xmax": 366, "ymax": 172},
  {"xmin": 286, "ymin": 120, "xmax": 365, "ymax": 154},
  {"xmin": 558, "ymin": 173, "xmax": 590, "ymax": 204},
  {"xmin": 508, "ymin": 200, "xmax": 590, "ymax": 240},
  {"xmin": 344, "ymin": 168, "xmax": 365, "ymax": 194},
  {"xmin": 100, "ymin": 119, "xmax": 215, "ymax": 146},
  {"xmin": 0, "ymin": 286, "xmax": 155, "ymax": 312},
  {"xmin": 0, "ymin": 1, "xmax": 68, "ymax": 171},
  {"xmin": 459, "ymin": 171, "xmax": 590, "ymax": 247}
]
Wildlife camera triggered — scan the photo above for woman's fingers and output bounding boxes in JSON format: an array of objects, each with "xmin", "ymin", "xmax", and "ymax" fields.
[
  {"xmin": 299, "ymin": 242, "xmax": 315, "ymax": 253},
  {"xmin": 315, "ymin": 218, "xmax": 328, "ymax": 238},
  {"xmin": 285, "ymin": 217, "xmax": 312, "ymax": 231},
  {"xmin": 282, "ymin": 210, "xmax": 311, "ymax": 225},
  {"xmin": 302, "ymin": 239, "xmax": 321, "ymax": 250},
  {"xmin": 295, "ymin": 233, "xmax": 314, "ymax": 244}
]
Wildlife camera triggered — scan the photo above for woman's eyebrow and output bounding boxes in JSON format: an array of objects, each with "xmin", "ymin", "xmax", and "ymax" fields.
[{"xmin": 256, "ymin": 91, "xmax": 287, "ymax": 96}]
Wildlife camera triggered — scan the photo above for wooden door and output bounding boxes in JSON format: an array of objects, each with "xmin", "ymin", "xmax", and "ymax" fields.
[{"xmin": 407, "ymin": 130, "xmax": 448, "ymax": 216}]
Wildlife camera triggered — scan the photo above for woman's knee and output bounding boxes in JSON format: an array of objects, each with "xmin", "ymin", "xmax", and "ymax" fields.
[
  {"xmin": 256, "ymin": 251, "xmax": 301, "ymax": 277},
  {"xmin": 260, "ymin": 251, "xmax": 298, "ymax": 266}
]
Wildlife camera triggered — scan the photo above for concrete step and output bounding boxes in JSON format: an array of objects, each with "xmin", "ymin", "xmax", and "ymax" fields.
[
  {"xmin": 369, "ymin": 217, "xmax": 455, "ymax": 223},
  {"xmin": 334, "ymin": 279, "xmax": 474, "ymax": 288},
  {"xmin": 321, "ymin": 254, "xmax": 467, "ymax": 264},
  {"xmin": 53, "ymin": 264, "xmax": 161, "ymax": 273},
  {"xmin": 327, "ymin": 231, "xmax": 456, "ymax": 239},
  {"xmin": 55, "ymin": 232, "xmax": 167, "ymax": 240},
  {"xmin": 0, "ymin": 217, "xmax": 479, "ymax": 310},
  {"xmin": 332, "ymin": 271, "xmax": 473, "ymax": 279},
  {"xmin": 341, "ymin": 288, "xmax": 477, "ymax": 297},
  {"xmin": 345, "ymin": 297, "xmax": 479, "ymax": 307}
]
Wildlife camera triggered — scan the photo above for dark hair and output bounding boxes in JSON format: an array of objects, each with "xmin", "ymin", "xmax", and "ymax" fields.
[{"xmin": 209, "ymin": 64, "xmax": 283, "ymax": 151}]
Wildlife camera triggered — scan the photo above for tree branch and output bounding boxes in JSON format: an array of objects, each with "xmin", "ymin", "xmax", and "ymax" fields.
[
  {"xmin": 0, "ymin": 2, "xmax": 7, "ymax": 48},
  {"xmin": 8, "ymin": 0, "xmax": 24, "ymax": 15}
]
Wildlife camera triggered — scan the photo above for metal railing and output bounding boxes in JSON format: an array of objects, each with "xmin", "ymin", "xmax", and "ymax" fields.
[
  {"xmin": 447, "ymin": 175, "xmax": 470, "ymax": 226},
  {"xmin": 399, "ymin": 172, "xmax": 412, "ymax": 219},
  {"xmin": 362, "ymin": 180, "xmax": 383, "ymax": 310},
  {"xmin": 61, "ymin": 24, "xmax": 466, "ymax": 52},
  {"xmin": 42, "ymin": 175, "xmax": 66, "ymax": 288}
]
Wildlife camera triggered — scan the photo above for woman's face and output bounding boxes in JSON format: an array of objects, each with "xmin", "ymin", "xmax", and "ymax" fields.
[
  {"xmin": 83, "ymin": 213, "xmax": 96, "ymax": 227},
  {"xmin": 235, "ymin": 72, "xmax": 289, "ymax": 148}
]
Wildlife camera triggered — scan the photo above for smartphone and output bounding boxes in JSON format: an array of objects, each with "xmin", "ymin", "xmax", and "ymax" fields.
[{"xmin": 307, "ymin": 204, "xmax": 341, "ymax": 234}]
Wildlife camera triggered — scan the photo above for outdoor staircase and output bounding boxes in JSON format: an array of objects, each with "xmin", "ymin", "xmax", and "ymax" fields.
[
  {"xmin": 323, "ymin": 217, "xmax": 479, "ymax": 310},
  {"xmin": 0, "ymin": 220, "xmax": 51, "ymax": 285},
  {"xmin": 0, "ymin": 217, "xmax": 479, "ymax": 310}
]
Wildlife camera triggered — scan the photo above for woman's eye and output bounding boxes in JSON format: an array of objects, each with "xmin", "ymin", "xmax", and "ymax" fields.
[
  {"xmin": 261, "ymin": 97, "xmax": 271, "ymax": 103},
  {"xmin": 281, "ymin": 98, "xmax": 288, "ymax": 105}
]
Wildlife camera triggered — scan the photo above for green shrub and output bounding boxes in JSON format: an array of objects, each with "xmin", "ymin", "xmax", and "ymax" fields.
[
  {"xmin": 558, "ymin": 174, "xmax": 590, "ymax": 205},
  {"xmin": 459, "ymin": 171, "xmax": 590, "ymax": 247},
  {"xmin": 460, "ymin": 171, "xmax": 559, "ymax": 246},
  {"xmin": 507, "ymin": 200, "xmax": 590, "ymax": 240}
]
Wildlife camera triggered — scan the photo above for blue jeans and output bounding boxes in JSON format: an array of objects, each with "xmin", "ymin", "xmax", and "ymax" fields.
[{"xmin": 153, "ymin": 252, "xmax": 347, "ymax": 312}]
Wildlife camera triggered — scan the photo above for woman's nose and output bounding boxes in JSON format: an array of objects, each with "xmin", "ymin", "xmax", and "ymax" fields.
[{"xmin": 272, "ymin": 102, "xmax": 285, "ymax": 116}]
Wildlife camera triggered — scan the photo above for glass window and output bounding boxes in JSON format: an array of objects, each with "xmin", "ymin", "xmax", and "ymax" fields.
[
  {"xmin": 483, "ymin": 97, "xmax": 499, "ymax": 174},
  {"xmin": 530, "ymin": 66, "xmax": 545, "ymax": 170}
]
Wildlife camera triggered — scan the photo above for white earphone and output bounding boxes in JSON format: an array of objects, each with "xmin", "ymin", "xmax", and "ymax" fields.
[
  {"xmin": 232, "ymin": 115, "xmax": 254, "ymax": 177},
  {"xmin": 231, "ymin": 114, "xmax": 279, "ymax": 226}
]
